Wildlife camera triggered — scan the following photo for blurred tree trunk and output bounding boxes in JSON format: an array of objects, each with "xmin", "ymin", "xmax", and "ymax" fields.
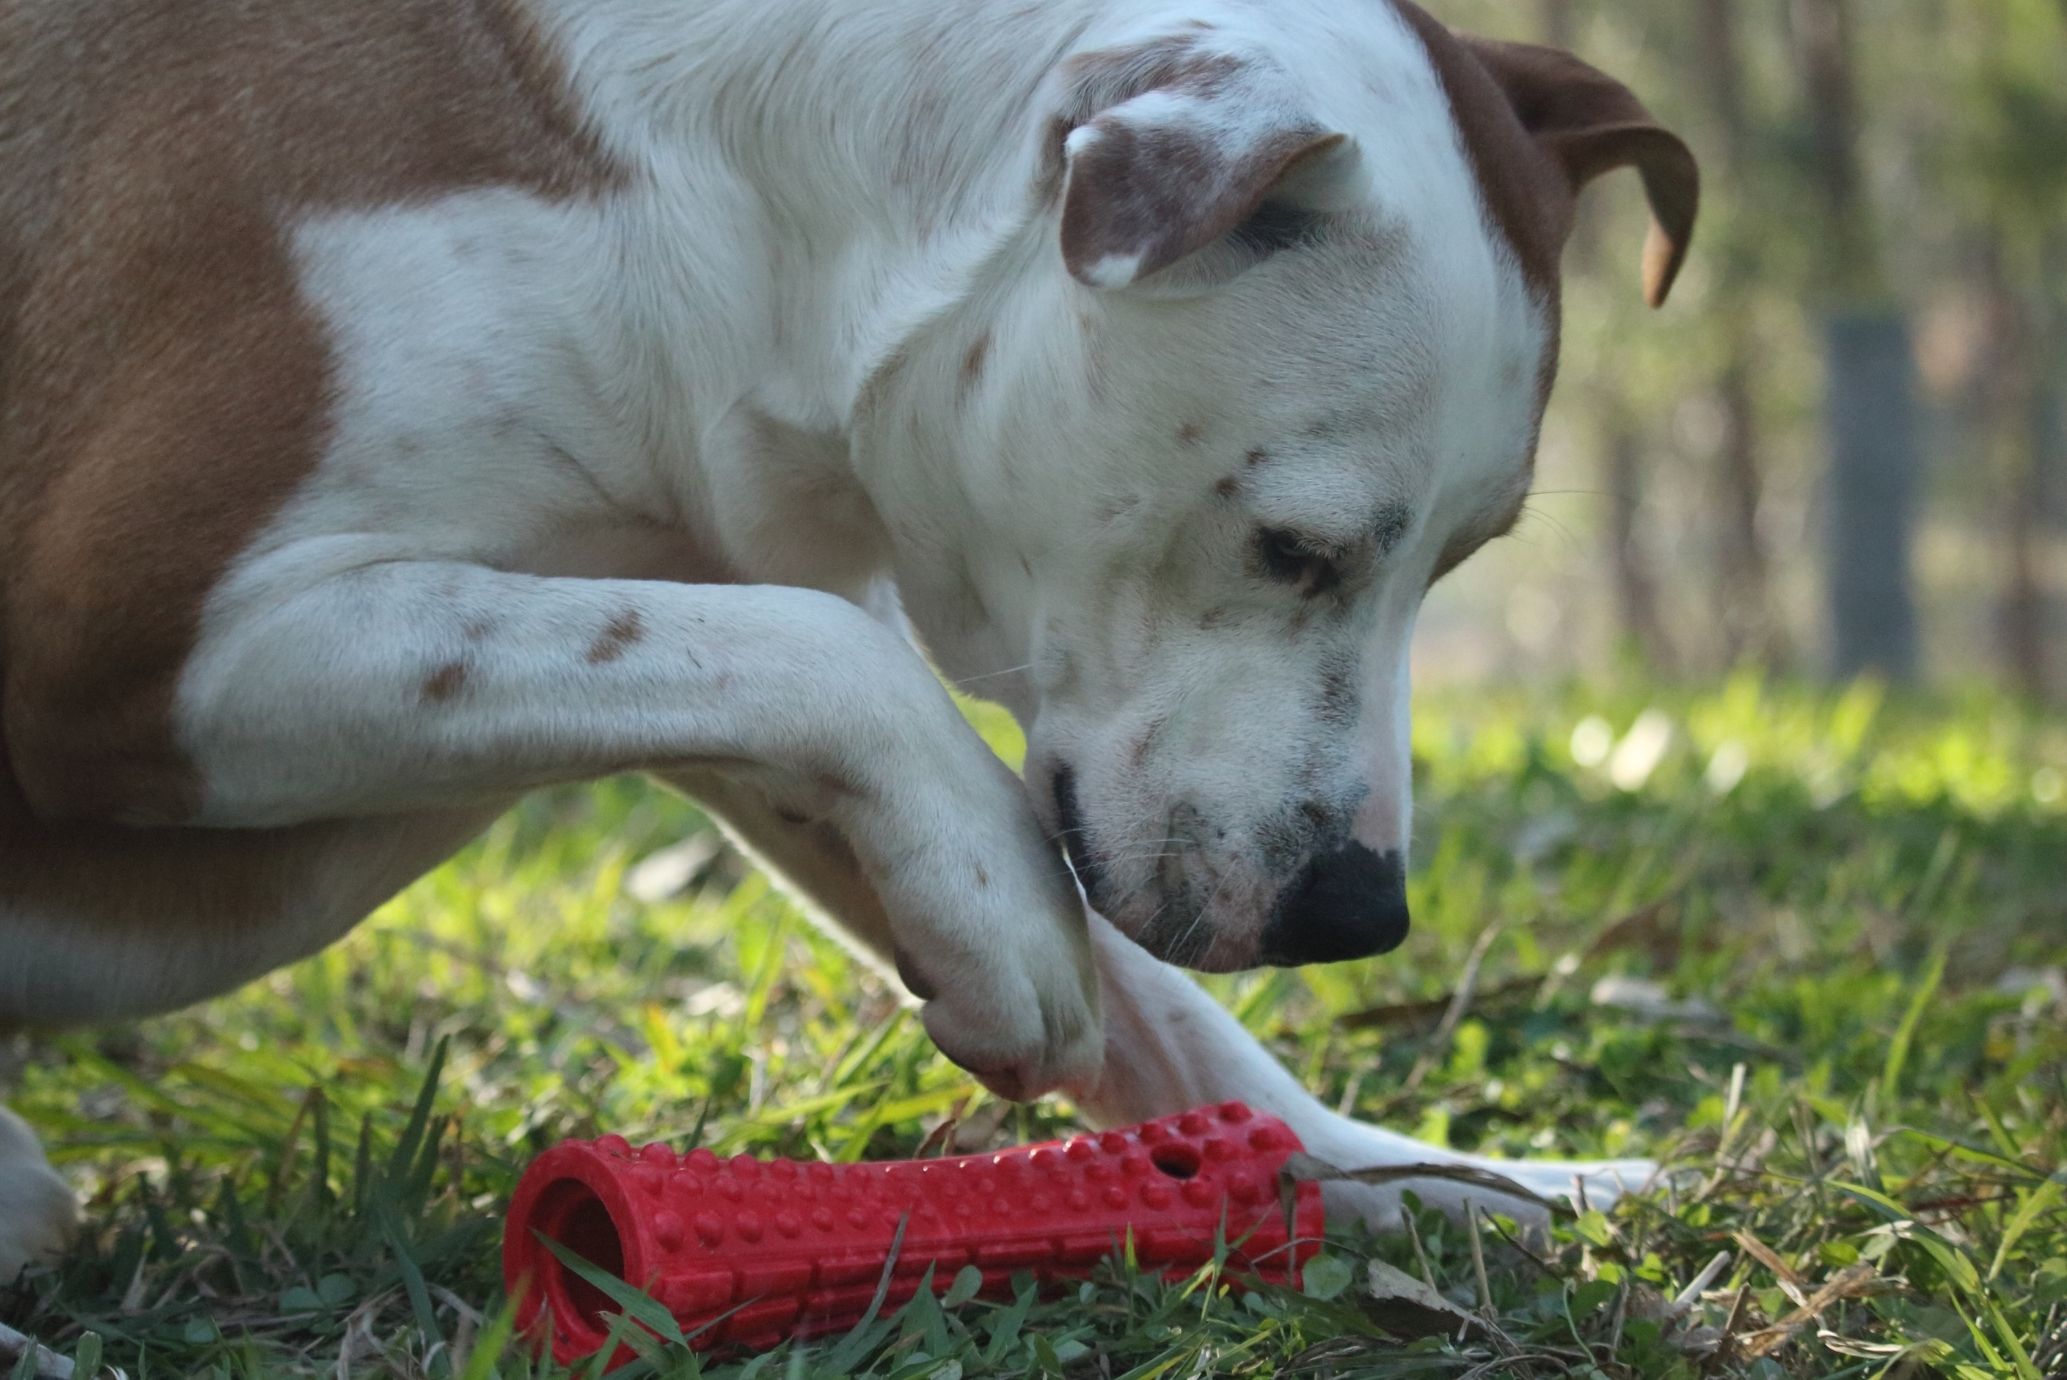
[
  {"xmin": 1697, "ymin": 0, "xmax": 1781, "ymax": 666},
  {"xmin": 1538, "ymin": 0, "xmax": 1677, "ymax": 670},
  {"xmin": 1604, "ymin": 416, "xmax": 1674, "ymax": 665},
  {"xmin": 1988, "ymin": 231, "xmax": 2067, "ymax": 704},
  {"xmin": 1792, "ymin": 0, "xmax": 1922, "ymax": 682}
]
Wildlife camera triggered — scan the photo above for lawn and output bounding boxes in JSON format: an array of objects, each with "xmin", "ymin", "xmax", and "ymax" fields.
[{"xmin": 4, "ymin": 676, "xmax": 2064, "ymax": 1379}]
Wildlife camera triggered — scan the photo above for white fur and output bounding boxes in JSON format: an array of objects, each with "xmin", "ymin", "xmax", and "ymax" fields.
[
  {"xmin": 0, "ymin": 1108, "xmax": 75, "ymax": 1283},
  {"xmin": 3, "ymin": 0, "xmax": 1647, "ymax": 1275}
]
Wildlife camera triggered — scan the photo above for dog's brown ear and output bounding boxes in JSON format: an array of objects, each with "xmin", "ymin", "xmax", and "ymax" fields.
[
  {"xmin": 1464, "ymin": 37, "xmax": 1699, "ymax": 307},
  {"xmin": 1058, "ymin": 41, "xmax": 1363, "ymax": 289}
]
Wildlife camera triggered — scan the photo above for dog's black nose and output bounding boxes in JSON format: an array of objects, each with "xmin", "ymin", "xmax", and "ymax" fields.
[{"xmin": 1261, "ymin": 843, "xmax": 1410, "ymax": 965}]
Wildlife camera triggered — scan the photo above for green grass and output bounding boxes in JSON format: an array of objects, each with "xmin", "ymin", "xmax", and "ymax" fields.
[{"xmin": 5, "ymin": 675, "xmax": 2065, "ymax": 1379}]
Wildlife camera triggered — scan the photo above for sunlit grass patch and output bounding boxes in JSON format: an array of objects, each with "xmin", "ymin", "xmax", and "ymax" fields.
[{"xmin": 4, "ymin": 678, "xmax": 2063, "ymax": 1378}]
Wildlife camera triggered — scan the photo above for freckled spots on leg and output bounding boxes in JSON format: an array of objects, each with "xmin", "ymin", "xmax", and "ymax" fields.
[
  {"xmin": 1214, "ymin": 475, "xmax": 1240, "ymax": 499},
  {"xmin": 421, "ymin": 660, "xmax": 469, "ymax": 703},
  {"xmin": 1177, "ymin": 422, "xmax": 1204, "ymax": 446},
  {"xmin": 586, "ymin": 609, "xmax": 645, "ymax": 664},
  {"xmin": 975, "ymin": 865, "xmax": 990, "ymax": 889},
  {"xmin": 1246, "ymin": 447, "xmax": 1272, "ymax": 467},
  {"xmin": 1198, "ymin": 606, "xmax": 1230, "ymax": 630},
  {"xmin": 1130, "ymin": 718, "xmax": 1167, "ymax": 768},
  {"xmin": 1019, "ymin": 555, "xmax": 1033, "ymax": 578},
  {"xmin": 461, "ymin": 616, "xmax": 495, "ymax": 643}
]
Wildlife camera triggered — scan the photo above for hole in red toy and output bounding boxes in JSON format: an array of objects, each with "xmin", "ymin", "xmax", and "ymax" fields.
[
  {"xmin": 532, "ymin": 1180, "xmax": 628, "ymax": 1346},
  {"xmin": 1149, "ymin": 1144, "xmax": 1202, "ymax": 1179}
]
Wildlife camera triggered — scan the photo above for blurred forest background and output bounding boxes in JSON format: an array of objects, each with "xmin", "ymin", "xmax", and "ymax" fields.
[{"xmin": 1415, "ymin": 0, "xmax": 2067, "ymax": 708}]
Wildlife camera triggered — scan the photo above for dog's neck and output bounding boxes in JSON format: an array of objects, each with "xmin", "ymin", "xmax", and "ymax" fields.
[{"xmin": 529, "ymin": 0, "xmax": 1094, "ymax": 429}]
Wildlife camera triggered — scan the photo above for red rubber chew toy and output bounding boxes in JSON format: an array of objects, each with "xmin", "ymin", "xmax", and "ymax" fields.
[{"xmin": 504, "ymin": 1101, "xmax": 1322, "ymax": 1362}]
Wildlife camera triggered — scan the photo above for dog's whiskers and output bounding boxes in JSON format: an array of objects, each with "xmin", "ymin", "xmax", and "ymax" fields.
[{"xmin": 955, "ymin": 662, "xmax": 1034, "ymax": 686}]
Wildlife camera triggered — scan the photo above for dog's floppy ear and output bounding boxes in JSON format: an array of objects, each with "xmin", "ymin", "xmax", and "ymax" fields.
[
  {"xmin": 1464, "ymin": 37, "xmax": 1699, "ymax": 308},
  {"xmin": 1057, "ymin": 40, "xmax": 1363, "ymax": 290}
]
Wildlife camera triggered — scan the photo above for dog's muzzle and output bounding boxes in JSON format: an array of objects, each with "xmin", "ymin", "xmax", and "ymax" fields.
[{"xmin": 1261, "ymin": 842, "xmax": 1410, "ymax": 965}]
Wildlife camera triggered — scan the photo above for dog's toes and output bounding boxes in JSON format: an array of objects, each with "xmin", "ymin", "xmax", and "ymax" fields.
[
  {"xmin": 0, "ymin": 1108, "xmax": 78, "ymax": 1282},
  {"xmin": 920, "ymin": 974, "xmax": 1102, "ymax": 1103}
]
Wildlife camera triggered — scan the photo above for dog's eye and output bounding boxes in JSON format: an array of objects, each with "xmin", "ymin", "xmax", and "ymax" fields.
[{"xmin": 1256, "ymin": 528, "xmax": 1341, "ymax": 595}]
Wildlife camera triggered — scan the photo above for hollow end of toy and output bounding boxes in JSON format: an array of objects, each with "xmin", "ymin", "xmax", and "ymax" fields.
[{"xmin": 505, "ymin": 1145, "xmax": 651, "ymax": 1362}]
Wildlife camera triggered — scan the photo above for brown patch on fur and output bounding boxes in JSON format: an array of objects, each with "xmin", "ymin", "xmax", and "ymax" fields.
[
  {"xmin": 1214, "ymin": 476, "xmax": 1241, "ymax": 499},
  {"xmin": 421, "ymin": 660, "xmax": 470, "ymax": 704},
  {"xmin": 1198, "ymin": 606, "xmax": 1231, "ymax": 630},
  {"xmin": 1177, "ymin": 422, "xmax": 1205, "ymax": 446},
  {"xmin": 957, "ymin": 331, "xmax": 992, "ymax": 405},
  {"xmin": 1128, "ymin": 718, "xmax": 1168, "ymax": 769},
  {"xmin": 1058, "ymin": 36, "xmax": 1343, "ymax": 285},
  {"xmin": 1245, "ymin": 447, "xmax": 1272, "ymax": 467},
  {"xmin": 586, "ymin": 609, "xmax": 645, "ymax": 665},
  {"xmin": 0, "ymin": 0, "xmax": 622, "ymax": 823}
]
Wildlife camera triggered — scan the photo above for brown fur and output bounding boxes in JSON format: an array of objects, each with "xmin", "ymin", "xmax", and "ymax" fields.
[
  {"xmin": 585, "ymin": 610, "xmax": 647, "ymax": 665},
  {"xmin": 1058, "ymin": 35, "xmax": 1345, "ymax": 286},
  {"xmin": 1390, "ymin": 2, "xmax": 1697, "ymax": 311},
  {"xmin": 0, "ymin": 0, "xmax": 617, "ymax": 979},
  {"xmin": 0, "ymin": 0, "xmax": 620, "ymax": 826}
]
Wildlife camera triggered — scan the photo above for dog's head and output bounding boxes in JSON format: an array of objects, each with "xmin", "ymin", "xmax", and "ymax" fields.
[{"xmin": 864, "ymin": 3, "xmax": 1695, "ymax": 971}]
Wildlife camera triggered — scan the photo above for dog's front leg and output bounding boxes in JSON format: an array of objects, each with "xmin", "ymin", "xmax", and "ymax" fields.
[
  {"xmin": 1072, "ymin": 916, "xmax": 1655, "ymax": 1229},
  {"xmin": 170, "ymin": 565, "xmax": 1100, "ymax": 1099},
  {"xmin": 659, "ymin": 778, "xmax": 1646, "ymax": 1226}
]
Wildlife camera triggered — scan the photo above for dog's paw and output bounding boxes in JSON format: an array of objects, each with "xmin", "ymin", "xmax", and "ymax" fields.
[
  {"xmin": 856, "ymin": 748, "xmax": 1105, "ymax": 1102},
  {"xmin": 898, "ymin": 848, "xmax": 1102, "ymax": 1101},
  {"xmin": 0, "ymin": 1108, "xmax": 77, "ymax": 1282},
  {"xmin": 917, "ymin": 961, "xmax": 1103, "ymax": 1103}
]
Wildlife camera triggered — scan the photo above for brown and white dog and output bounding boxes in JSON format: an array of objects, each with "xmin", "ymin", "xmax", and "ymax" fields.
[{"xmin": 0, "ymin": 0, "xmax": 1695, "ymax": 1278}]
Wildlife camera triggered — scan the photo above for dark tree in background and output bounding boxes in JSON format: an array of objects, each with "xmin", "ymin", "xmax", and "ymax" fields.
[
  {"xmin": 1428, "ymin": 0, "xmax": 2062, "ymax": 701},
  {"xmin": 1538, "ymin": 0, "xmax": 1677, "ymax": 673},
  {"xmin": 1695, "ymin": 0, "xmax": 1779, "ymax": 665},
  {"xmin": 1947, "ymin": 1, "xmax": 2067, "ymax": 702},
  {"xmin": 1790, "ymin": 0, "xmax": 1922, "ymax": 683}
]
